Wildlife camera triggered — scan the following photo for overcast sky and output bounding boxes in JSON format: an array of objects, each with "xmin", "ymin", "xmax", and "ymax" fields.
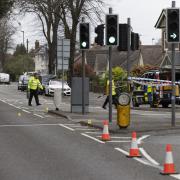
[{"xmin": 12, "ymin": 0, "xmax": 180, "ymax": 49}]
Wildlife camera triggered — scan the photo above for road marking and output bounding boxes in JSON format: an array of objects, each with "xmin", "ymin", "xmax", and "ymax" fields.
[
  {"xmin": 33, "ymin": 114, "xmax": 44, "ymax": 118},
  {"xmin": 137, "ymin": 135, "xmax": 150, "ymax": 144},
  {"xmin": 139, "ymin": 148, "xmax": 160, "ymax": 166},
  {"xmin": 85, "ymin": 132, "xmax": 102, "ymax": 134},
  {"xmin": 22, "ymin": 109, "xmax": 31, "ymax": 114},
  {"xmin": 115, "ymin": 147, "xmax": 151, "ymax": 165},
  {"xmin": 81, "ymin": 133, "xmax": 105, "ymax": 144},
  {"xmin": 75, "ymin": 128, "xmax": 98, "ymax": 131},
  {"xmin": 171, "ymin": 174, "xmax": 180, "ymax": 180},
  {"xmin": 0, "ymin": 124, "xmax": 59, "ymax": 128},
  {"xmin": 59, "ymin": 124, "xmax": 75, "ymax": 131},
  {"xmin": 107, "ymin": 140, "xmax": 131, "ymax": 143}
]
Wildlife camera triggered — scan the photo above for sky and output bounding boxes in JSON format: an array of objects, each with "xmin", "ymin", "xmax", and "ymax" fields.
[{"xmin": 12, "ymin": 0, "xmax": 180, "ymax": 50}]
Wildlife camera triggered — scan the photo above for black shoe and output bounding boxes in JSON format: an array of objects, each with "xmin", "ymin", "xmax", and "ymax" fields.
[
  {"xmin": 28, "ymin": 104, "xmax": 32, "ymax": 106},
  {"xmin": 102, "ymin": 106, "xmax": 106, "ymax": 109},
  {"xmin": 37, "ymin": 103, "xmax": 41, "ymax": 106}
]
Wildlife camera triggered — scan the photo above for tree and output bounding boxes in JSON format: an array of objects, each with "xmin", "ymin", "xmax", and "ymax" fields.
[
  {"xmin": 13, "ymin": 44, "xmax": 27, "ymax": 56},
  {"xmin": 16, "ymin": 0, "xmax": 104, "ymax": 78},
  {"xmin": 0, "ymin": 0, "xmax": 14, "ymax": 19},
  {"xmin": 73, "ymin": 62, "xmax": 95, "ymax": 79},
  {"xmin": 0, "ymin": 17, "xmax": 16, "ymax": 71}
]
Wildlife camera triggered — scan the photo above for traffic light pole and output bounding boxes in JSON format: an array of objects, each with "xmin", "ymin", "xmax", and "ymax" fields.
[
  {"xmin": 171, "ymin": 43, "xmax": 176, "ymax": 126},
  {"xmin": 171, "ymin": 1, "xmax": 176, "ymax": 126},
  {"xmin": 108, "ymin": 7, "xmax": 113, "ymax": 123},
  {"xmin": 127, "ymin": 18, "xmax": 131, "ymax": 92},
  {"xmin": 82, "ymin": 17, "xmax": 85, "ymax": 115},
  {"xmin": 171, "ymin": 1, "xmax": 176, "ymax": 127}
]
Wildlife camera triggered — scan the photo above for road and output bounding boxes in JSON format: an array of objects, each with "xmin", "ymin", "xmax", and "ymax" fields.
[{"xmin": 0, "ymin": 83, "xmax": 180, "ymax": 180}]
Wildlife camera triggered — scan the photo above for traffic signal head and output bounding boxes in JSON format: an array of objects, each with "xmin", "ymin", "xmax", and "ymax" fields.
[
  {"xmin": 95, "ymin": 24, "xmax": 104, "ymax": 46},
  {"xmin": 105, "ymin": 14, "xmax": 119, "ymax": 46},
  {"xmin": 131, "ymin": 32, "xmax": 139, "ymax": 50},
  {"xmin": 166, "ymin": 8, "xmax": 180, "ymax": 43},
  {"xmin": 118, "ymin": 24, "xmax": 128, "ymax": 51},
  {"xmin": 79, "ymin": 23, "xmax": 90, "ymax": 49}
]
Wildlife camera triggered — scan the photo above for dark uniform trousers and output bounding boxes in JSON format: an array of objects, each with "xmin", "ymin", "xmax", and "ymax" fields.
[{"xmin": 28, "ymin": 89, "xmax": 40, "ymax": 105}]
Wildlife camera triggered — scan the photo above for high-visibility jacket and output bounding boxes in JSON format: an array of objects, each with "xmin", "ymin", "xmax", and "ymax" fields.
[
  {"xmin": 147, "ymin": 85, "xmax": 152, "ymax": 93},
  {"xmin": 105, "ymin": 80, "xmax": 116, "ymax": 96},
  {"xmin": 28, "ymin": 76, "xmax": 43, "ymax": 90}
]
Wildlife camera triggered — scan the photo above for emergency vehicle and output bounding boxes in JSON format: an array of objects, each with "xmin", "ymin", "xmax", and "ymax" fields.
[{"xmin": 129, "ymin": 70, "xmax": 180, "ymax": 108}]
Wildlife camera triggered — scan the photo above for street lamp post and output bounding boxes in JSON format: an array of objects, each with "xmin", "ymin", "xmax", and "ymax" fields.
[
  {"xmin": 21, "ymin": 30, "xmax": 25, "ymax": 73},
  {"xmin": 21, "ymin": 30, "xmax": 25, "ymax": 46}
]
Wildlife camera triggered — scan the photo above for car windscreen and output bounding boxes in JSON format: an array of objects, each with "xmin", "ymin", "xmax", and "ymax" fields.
[{"xmin": 49, "ymin": 81, "xmax": 62, "ymax": 85}]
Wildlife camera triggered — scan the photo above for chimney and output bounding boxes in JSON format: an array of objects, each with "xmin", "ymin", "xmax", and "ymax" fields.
[{"xmin": 35, "ymin": 40, "xmax": 40, "ymax": 50}]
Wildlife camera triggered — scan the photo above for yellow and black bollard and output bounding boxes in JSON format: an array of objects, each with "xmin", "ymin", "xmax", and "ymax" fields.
[{"xmin": 117, "ymin": 93, "xmax": 131, "ymax": 128}]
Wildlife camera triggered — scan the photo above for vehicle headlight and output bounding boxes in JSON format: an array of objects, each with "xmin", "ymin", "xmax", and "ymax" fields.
[{"xmin": 19, "ymin": 81, "xmax": 22, "ymax": 84}]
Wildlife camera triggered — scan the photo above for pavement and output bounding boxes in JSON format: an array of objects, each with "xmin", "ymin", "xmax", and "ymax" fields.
[{"xmin": 48, "ymin": 101, "xmax": 180, "ymax": 135}]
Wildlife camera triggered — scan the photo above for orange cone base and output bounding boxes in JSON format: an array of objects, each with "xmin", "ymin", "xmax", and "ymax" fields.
[
  {"xmin": 160, "ymin": 164, "xmax": 178, "ymax": 175},
  {"xmin": 126, "ymin": 149, "xmax": 142, "ymax": 158},
  {"xmin": 101, "ymin": 134, "xmax": 110, "ymax": 141}
]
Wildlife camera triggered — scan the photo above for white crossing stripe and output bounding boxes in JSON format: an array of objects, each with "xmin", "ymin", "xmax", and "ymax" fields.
[
  {"xmin": 81, "ymin": 133, "xmax": 105, "ymax": 144},
  {"xmin": 59, "ymin": 124, "xmax": 75, "ymax": 131}
]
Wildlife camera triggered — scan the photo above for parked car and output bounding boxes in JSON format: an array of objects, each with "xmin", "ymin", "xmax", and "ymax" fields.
[
  {"xmin": 44, "ymin": 79, "xmax": 71, "ymax": 96},
  {"xmin": 0, "ymin": 73, "xmax": 10, "ymax": 84},
  {"xmin": 18, "ymin": 75, "xmax": 29, "ymax": 91},
  {"xmin": 38, "ymin": 74, "xmax": 56, "ymax": 94}
]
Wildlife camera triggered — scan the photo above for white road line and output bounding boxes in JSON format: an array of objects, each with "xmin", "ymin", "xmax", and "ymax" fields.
[
  {"xmin": 33, "ymin": 114, "xmax": 44, "ymax": 118},
  {"xmin": 59, "ymin": 124, "xmax": 75, "ymax": 131},
  {"xmin": 137, "ymin": 135, "xmax": 150, "ymax": 144},
  {"xmin": 114, "ymin": 147, "xmax": 129, "ymax": 155},
  {"xmin": 107, "ymin": 140, "xmax": 131, "ymax": 143},
  {"xmin": 81, "ymin": 133, "xmax": 105, "ymax": 144},
  {"xmin": 115, "ymin": 147, "xmax": 151, "ymax": 166},
  {"xmin": 85, "ymin": 132, "xmax": 102, "ymax": 134},
  {"xmin": 171, "ymin": 174, "xmax": 180, "ymax": 180},
  {"xmin": 75, "ymin": 128, "xmax": 98, "ymax": 131},
  {"xmin": 139, "ymin": 148, "xmax": 160, "ymax": 166},
  {"xmin": 14, "ymin": 106, "xmax": 21, "ymax": 109},
  {"xmin": 22, "ymin": 109, "xmax": 31, "ymax": 114},
  {"xmin": 0, "ymin": 124, "xmax": 59, "ymax": 128}
]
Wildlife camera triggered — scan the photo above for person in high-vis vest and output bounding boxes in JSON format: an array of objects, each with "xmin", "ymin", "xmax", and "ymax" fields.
[
  {"xmin": 28, "ymin": 73, "xmax": 43, "ymax": 106},
  {"xmin": 147, "ymin": 84, "xmax": 153, "ymax": 105},
  {"xmin": 102, "ymin": 79, "xmax": 118, "ymax": 109}
]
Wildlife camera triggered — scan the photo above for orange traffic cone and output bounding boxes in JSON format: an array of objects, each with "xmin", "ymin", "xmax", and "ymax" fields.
[
  {"xmin": 161, "ymin": 144, "xmax": 177, "ymax": 175},
  {"xmin": 127, "ymin": 131, "xmax": 141, "ymax": 158},
  {"xmin": 101, "ymin": 120, "xmax": 110, "ymax": 141}
]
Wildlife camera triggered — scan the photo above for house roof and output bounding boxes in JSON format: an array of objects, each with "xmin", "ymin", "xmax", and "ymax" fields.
[
  {"xmin": 154, "ymin": 9, "xmax": 166, "ymax": 29},
  {"xmin": 84, "ymin": 45, "xmax": 163, "ymax": 73}
]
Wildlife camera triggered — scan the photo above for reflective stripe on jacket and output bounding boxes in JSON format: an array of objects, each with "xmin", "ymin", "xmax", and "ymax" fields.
[
  {"xmin": 28, "ymin": 76, "xmax": 43, "ymax": 90},
  {"xmin": 106, "ymin": 80, "xmax": 116, "ymax": 96}
]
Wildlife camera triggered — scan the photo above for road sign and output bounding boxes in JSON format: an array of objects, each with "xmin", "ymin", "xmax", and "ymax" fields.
[{"xmin": 57, "ymin": 39, "xmax": 70, "ymax": 70}]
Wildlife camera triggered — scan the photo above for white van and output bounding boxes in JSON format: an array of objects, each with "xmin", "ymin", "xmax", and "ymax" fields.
[{"xmin": 0, "ymin": 73, "xmax": 10, "ymax": 84}]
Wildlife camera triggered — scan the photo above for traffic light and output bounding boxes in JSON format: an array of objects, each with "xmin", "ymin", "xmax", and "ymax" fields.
[
  {"xmin": 118, "ymin": 24, "xmax": 128, "ymax": 51},
  {"xmin": 131, "ymin": 32, "xmax": 139, "ymax": 50},
  {"xmin": 95, "ymin": 24, "xmax": 104, "ymax": 46},
  {"xmin": 79, "ymin": 23, "xmax": 90, "ymax": 49},
  {"xmin": 166, "ymin": 8, "xmax": 180, "ymax": 43},
  {"xmin": 105, "ymin": 14, "xmax": 119, "ymax": 46}
]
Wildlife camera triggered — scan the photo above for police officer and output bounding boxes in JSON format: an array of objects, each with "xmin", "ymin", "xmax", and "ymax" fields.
[
  {"xmin": 28, "ymin": 73, "xmax": 43, "ymax": 106},
  {"xmin": 102, "ymin": 79, "xmax": 118, "ymax": 109}
]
